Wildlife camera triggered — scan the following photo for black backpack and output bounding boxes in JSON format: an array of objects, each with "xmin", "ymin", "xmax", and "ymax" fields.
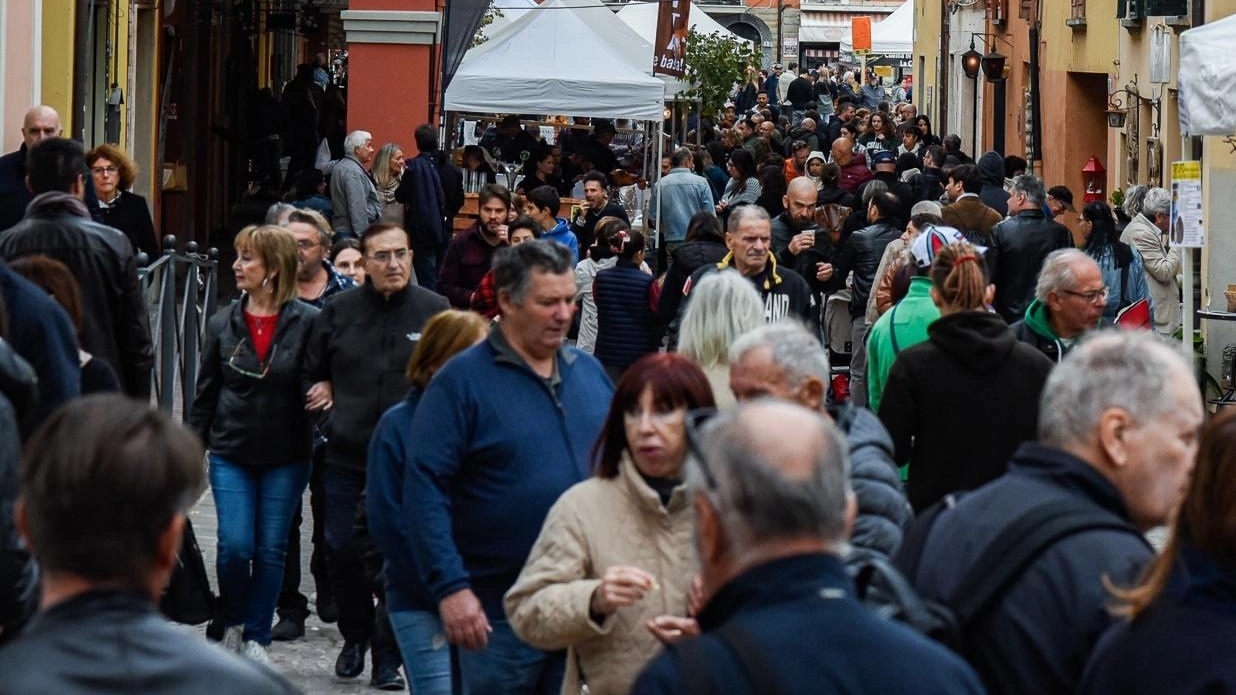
[{"xmin": 855, "ymin": 494, "xmax": 1143, "ymax": 687}]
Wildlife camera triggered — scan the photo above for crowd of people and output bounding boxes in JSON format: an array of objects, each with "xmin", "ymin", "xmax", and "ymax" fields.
[{"xmin": 0, "ymin": 58, "xmax": 1214, "ymax": 695}]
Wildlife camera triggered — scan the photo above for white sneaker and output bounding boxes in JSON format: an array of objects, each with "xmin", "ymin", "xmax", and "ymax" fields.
[
  {"xmin": 222, "ymin": 625, "xmax": 243, "ymax": 653},
  {"xmin": 242, "ymin": 640, "xmax": 273, "ymax": 666}
]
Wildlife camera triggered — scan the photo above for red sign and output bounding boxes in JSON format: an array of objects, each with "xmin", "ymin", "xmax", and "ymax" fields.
[{"xmin": 654, "ymin": 0, "xmax": 690, "ymax": 77}]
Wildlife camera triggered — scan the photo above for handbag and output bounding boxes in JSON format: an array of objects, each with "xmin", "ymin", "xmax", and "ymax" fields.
[
  {"xmin": 1115, "ymin": 262, "xmax": 1152, "ymax": 330},
  {"xmin": 160, "ymin": 516, "xmax": 216, "ymax": 625}
]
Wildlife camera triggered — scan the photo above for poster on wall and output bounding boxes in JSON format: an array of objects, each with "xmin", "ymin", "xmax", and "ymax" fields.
[{"xmin": 1170, "ymin": 161, "xmax": 1205, "ymax": 248}]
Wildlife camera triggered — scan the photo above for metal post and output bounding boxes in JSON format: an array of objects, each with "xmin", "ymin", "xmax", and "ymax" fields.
[
  {"xmin": 180, "ymin": 242, "xmax": 201, "ymax": 418},
  {"xmin": 971, "ymin": 76, "xmax": 979, "ymax": 155},
  {"xmin": 158, "ymin": 251, "xmax": 177, "ymax": 416}
]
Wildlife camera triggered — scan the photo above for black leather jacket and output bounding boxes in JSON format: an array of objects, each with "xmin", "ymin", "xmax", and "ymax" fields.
[
  {"xmin": 826, "ymin": 220, "xmax": 902, "ymax": 318},
  {"xmin": 0, "ymin": 339, "xmax": 35, "ymax": 632},
  {"xmin": 0, "ymin": 192, "xmax": 153, "ymax": 397},
  {"xmin": 0, "ymin": 590, "xmax": 300, "ymax": 694},
  {"xmin": 988, "ymin": 209, "xmax": 1074, "ymax": 322},
  {"xmin": 189, "ymin": 299, "xmax": 320, "ymax": 467}
]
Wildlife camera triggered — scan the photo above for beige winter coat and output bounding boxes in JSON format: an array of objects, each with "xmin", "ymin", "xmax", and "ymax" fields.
[
  {"xmin": 1121, "ymin": 212, "xmax": 1181, "ymax": 336},
  {"xmin": 504, "ymin": 455, "xmax": 696, "ymax": 695}
]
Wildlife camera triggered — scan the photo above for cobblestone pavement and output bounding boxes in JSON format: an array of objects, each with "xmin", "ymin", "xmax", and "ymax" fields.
[{"xmin": 190, "ymin": 490, "xmax": 395, "ymax": 694}]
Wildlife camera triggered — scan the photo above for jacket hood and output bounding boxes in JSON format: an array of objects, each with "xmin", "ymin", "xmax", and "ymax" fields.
[
  {"xmin": 1021, "ymin": 299, "xmax": 1058, "ymax": 341},
  {"xmin": 26, "ymin": 191, "xmax": 90, "ymax": 220},
  {"xmin": 806, "ymin": 151, "xmax": 826, "ymax": 166},
  {"xmin": 977, "ymin": 151, "xmax": 1004, "ymax": 185},
  {"xmin": 833, "ymin": 402, "xmax": 894, "ymax": 459},
  {"xmin": 927, "ymin": 310, "xmax": 1018, "ymax": 371}
]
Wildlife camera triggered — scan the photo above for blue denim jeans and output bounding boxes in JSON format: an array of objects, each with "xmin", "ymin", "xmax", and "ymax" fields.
[
  {"xmin": 388, "ymin": 609, "xmax": 451, "ymax": 695},
  {"xmin": 209, "ymin": 455, "xmax": 310, "ymax": 645},
  {"xmin": 455, "ymin": 619, "xmax": 565, "ymax": 695}
]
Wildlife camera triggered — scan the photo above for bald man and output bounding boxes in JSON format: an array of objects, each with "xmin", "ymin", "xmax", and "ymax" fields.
[
  {"xmin": 631, "ymin": 400, "xmax": 983, "ymax": 694},
  {"xmin": 772, "ymin": 177, "xmax": 836, "ymax": 290},
  {"xmin": 0, "ymin": 106, "xmax": 62, "ymax": 230},
  {"xmin": 833, "ymin": 138, "xmax": 873, "ymax": 195}
]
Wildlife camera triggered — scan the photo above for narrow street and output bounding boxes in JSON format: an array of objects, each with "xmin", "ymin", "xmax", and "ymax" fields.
[{"xmin": 190, "ymin": 491, "xmax": 382, "ymax": 695}]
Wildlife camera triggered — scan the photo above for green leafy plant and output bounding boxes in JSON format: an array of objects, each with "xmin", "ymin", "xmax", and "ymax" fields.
[
  {"xmin": 682, "ymin": 29, "xmax": 761, "ymax": 118},
  {"xmin": 472, "ymin": 5, "xmax": 503, "ymax": 47},
  {"xmin": 1110, "ymin": 187, "xmax": 1125, "ymax": 210}
]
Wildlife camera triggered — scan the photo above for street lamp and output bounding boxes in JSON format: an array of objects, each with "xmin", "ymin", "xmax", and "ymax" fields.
[
  {"xmin": 981, "ymin": 51, "xmax": 1007, "ymax": 82},
  {"xmin": 961, "ymin": 44, "xmax": 983, "ymax": 80}
]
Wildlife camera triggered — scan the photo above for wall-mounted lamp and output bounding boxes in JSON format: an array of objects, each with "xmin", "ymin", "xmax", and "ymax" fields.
[
  {"xmin": 959, "ymin": 33, "xmax": 1012, "ymax": 83},
  {"xmin": 1106, "ymin": 79, "xmax": 1162, "ymax": 135}
]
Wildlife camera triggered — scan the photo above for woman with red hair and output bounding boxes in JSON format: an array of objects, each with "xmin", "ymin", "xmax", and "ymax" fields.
[{"xmin": 505, "ymin": 353, "xmax": 715, "ymax": 695}]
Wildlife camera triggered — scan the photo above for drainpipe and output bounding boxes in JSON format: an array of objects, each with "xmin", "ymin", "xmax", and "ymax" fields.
[
  {"xmin": 939, "ymin": 0, "xmax": 950, "ymax": 135},
  {"xmin": 1028, "ymin": 1, "xmax": 1043, "ymax": 165},
  {"xmin": 72, "ymin": 0, "xmax": 93, "ymax": 141}
]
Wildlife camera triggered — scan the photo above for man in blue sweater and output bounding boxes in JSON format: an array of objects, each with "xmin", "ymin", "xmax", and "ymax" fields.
[{"xmin": 404, "ymin": 240, "xmax": 612, "ymax": 695}]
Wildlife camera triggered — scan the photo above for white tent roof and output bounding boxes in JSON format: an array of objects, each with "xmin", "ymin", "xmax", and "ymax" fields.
[
  {"xmin": 480, "ymin": 0, "xmax": 539, "ymax": 42},
  {"xmin": 445, "ymin": 0, "xmax": 666, "ymax": 120},
  {"xmin": 614, "ymin": 1, "xmax": 742, "ymax": 44},
  {"xmin": 840, "ymin": 0, "xmax": 913, "ymax": 56},
  {"xmin": 1179, "ymin": 13, "xmax": 1236, "ymax": 136}
]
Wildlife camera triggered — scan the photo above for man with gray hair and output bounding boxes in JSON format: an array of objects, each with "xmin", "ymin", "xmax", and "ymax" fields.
[
  {"xmin": 1120, "ymin": 186, "xmax": 1180, "ymax": 335},
  {"xmin": 987, "ymin": 173, "xmax": 1073, "ymax": 322},
  {"xmin": 405, "ymin": 239, "xmax": 613, "ymax": 694},
  {"xmin": 727, "ymin": 321, "xmax": 911, "ymax": 566},
  {"xmin": 631, "ymin": 400, "xmax": 982, "ymax": 694},
  {"xmin": 330, "ymin": 130, "xmax": 380, "ymax": 238},
  {"xmin": 1011, "ymin": 248, "xmax": 1110, "ymax": 362},
  {"xmin": 907, "ymin": 330, "xmax": 1203, "ymax": 695},
  {"xmin": 681, "ymin": 204, "xmax": 814, "ymax": 325}
]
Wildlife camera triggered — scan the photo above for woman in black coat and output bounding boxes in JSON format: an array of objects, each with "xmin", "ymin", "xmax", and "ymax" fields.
[
  {"xmin": 877, "ymin": 240, "xmax": 1054, "ymax": 512},
  {"xmin": 188, "ymin": 225, "xmax": 319, "ymax": 663},
  {"xmin": 87, "ymin": 144, "xmax": 158, "ymax": 258},
  {"xmin": 1080, "ymin": 408, "xmax": 1236, "ymax": 695}
]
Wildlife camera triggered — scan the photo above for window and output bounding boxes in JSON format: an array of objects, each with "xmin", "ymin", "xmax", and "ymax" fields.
[
  {"xmin": 986, "ymin": 0, "xmax": 1007, "ymax": 24},
  {"xmin": 1071, "ymin": 0, "xmax": 1086, "ymax": 19}
]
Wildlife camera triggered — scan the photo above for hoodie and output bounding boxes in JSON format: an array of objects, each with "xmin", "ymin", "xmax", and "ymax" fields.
[
  {"xmin": 1010, "ymin": 299, "xmax": 1111, "ymax": 363},
  {"xmin": 877, "ymin": 310, "xmax": 1054, "ymax": 511},
  {"xmin": 977, "ymin": 151, "xmax": 1009, "ymax": 217},
  {"xmin": 542, "ymin": 217, "xmax": 580, "ymax": 261},
  {"xmin": 805, "ymin": 151, "xmax": 827, "ymax": 187}
]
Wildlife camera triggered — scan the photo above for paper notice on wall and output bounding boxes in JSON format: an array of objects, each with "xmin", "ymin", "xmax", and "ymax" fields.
[{"xmin": 1171, "ymin": 161, "xmax": 1204, "ymax": 248}]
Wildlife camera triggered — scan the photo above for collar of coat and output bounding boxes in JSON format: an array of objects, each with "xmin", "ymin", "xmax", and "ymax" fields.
[{"xmin": 715, "ymin": 251, "xmax": 782, "ymax": 290}]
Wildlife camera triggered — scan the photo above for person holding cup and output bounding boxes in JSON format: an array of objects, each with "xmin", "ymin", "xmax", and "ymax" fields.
[
  {"xmin": 437, "ymin": 183, "xmax": 512, "ymax": 309},
  {"xmin": 772, "ymin": 177, "xmax": 836, "ymax": 294}
]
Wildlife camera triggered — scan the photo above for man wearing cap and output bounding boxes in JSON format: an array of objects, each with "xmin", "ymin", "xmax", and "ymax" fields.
[
  {"xmin": 860, "ymin": 74, "xmax": 885, "ymax": 110},
  {"xmin": 480, "ymin": 115, "xmax": 538, "ymax": 165},
  {"xmin": 1046, "ymin": 185, "xmax": 1082, "ymax": 244},
  {"xmin": 869, "ymin": 149, "xmax": 916, "ymax": 223},
  {"xmin": 865, "ymin": 226, "xmax": 968, "ymax": 412}
]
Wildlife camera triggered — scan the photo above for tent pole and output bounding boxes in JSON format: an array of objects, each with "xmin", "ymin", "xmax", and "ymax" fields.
[{"xmin": 656, "ymin": 119, "xmax": 664, "ymax": 264}]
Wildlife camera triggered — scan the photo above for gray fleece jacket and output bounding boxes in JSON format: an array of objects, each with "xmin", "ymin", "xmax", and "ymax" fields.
[{"xmin": 330, "ymin": 154, "xmax": 381, "ymax": 238}]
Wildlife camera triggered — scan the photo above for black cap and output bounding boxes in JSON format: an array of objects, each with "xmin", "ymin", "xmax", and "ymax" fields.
[{"xmin": 1047, "ymin": 185, "xmax": 1075, "ymax": 211}]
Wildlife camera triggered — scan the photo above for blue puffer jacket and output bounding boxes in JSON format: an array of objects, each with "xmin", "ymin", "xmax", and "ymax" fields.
[
  {"xmin": 830, "ymin": 402, "xmax": 913, "ymax": 567},
  {"xmin": 593, "ymin": 262, "xmax": 659, "ymax": 372}
]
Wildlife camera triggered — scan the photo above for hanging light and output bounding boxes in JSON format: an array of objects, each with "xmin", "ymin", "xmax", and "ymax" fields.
[
  {"xmin": 961, "ymin": 42, "xmax": 983, "ymax": 80},
  {"xmin": 981, "ymin": 50, "xmax": 1007, "ymax": 82}
]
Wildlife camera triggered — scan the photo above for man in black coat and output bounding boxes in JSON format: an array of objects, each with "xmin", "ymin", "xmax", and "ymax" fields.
[
  {"xmin": 631, "ymin": 400, "xmax": 983, "ymax": 695},
  {"xmin": 0, "ymin": 138, "xmax": 153, "ymax": 398},
  {"xmin": 823, "ymin": 191, "xmax": 903, "ymax": 406},
  {"xmin": 0, "ymin": 105, "xmax": 61, "ymax": 231},
  {"xmin": 304, "ymin": 223, "xmax": 448, "ymax": 687},
  {"xmin": 909, "ymin": 332, "xmax": 1203, "ymax": 695},
  {"xmin": 987, "ymin": 174, "xmax": 1074, "ymax": 322}
]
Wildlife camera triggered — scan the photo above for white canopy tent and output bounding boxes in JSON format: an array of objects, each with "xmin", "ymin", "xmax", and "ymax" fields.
[
  {"xmin": 1178, "ymin": 13, "xmax": 1236, "ymax": 136},
  {"xmin": 479, "ymin": 0, "xmax": 539, "ymax": 42},
  {"xmin": 840, "ymin": 0, "xmax": 913, "ymax": 56},
  {"xmin": 444, "ymin": 0, "xmax": 666, "ymax": 120},
  {"xmin": 614, "ymin": 1, "xmax": 743, "ymax": 45}
]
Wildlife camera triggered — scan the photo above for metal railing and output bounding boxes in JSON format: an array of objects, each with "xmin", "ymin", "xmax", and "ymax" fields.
[{"xmin": 137, "ymin": 235, "xmax": 220, "ymax": 418}]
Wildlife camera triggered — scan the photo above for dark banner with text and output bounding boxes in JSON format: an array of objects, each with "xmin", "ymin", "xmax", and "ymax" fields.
[{"xmin": 654, "ymin": 0, "xmax": 690, "ymax": 77}]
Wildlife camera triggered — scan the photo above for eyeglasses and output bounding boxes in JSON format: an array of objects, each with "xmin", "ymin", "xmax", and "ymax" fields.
[
  {"xmin": 684, "ymin": 408, "xmax": 719, "ymax": 489},
  {"xmin": 295, "ymin": 240, "xmax": 320, "ymax": 251},
  {"xmin": 1061, "ymin": 287, "xmax": 1109, "ymax": 304},
  {"xmin": 226, "ymin": 340, "xmax": 275, "ymax": 379},
  {"xmin": 91, "ymin": 166, "xmax": 118, "ymax": 175},
  {"xmin": 368, "ymin": 248, "xmax": 410, "ymax": 264}
]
